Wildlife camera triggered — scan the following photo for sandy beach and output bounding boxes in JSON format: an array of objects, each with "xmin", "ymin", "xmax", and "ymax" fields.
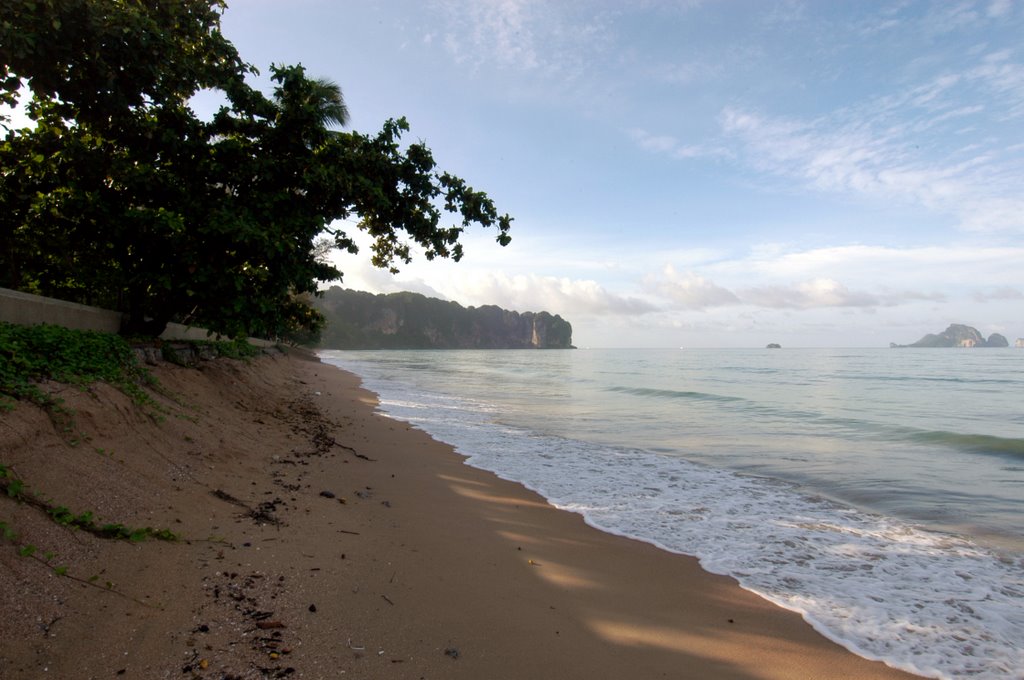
[{"xmin": 0, "ymin": 350, "xmax": 922, "ymax": 679}]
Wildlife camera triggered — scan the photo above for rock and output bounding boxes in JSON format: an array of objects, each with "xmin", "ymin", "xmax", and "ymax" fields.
[
  {"xmin": 987, "ymin": 333, "xmax": 1009, "ymax": 348},
  {"xmin": 312, "ymin": 287, "xmax": 575, "ymax": 349},
  {"xmin": 893, "ymin": 324, "xmax": 1014, "ymax": 348},
  {"xmin": 131, "ymin": 346, "xmax": 162, "ymax": 365},
  {"xmin": 161, "ymin": 342, "xmax": 199, "ymax": 366}
]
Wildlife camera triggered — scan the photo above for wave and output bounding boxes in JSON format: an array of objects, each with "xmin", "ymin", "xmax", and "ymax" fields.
[
  {"xmin": 365, "ymin": 385, "xmax": 1024, "ymax": 679},
  {"xmin": 903, "ymin": 429, "xmax": 1024, "ymax": 459},
  {"xmin": 841, "ymin": 374, "xmax": 1023, "ymax": 386},
  {"xmin": 325, "ymin": 350, "xmax": 1024, "ymax": 678},
  {"xmin": 608, "ymin": 383, "xmax": 1024, "ymax": 462},
  {"xmin": 606, "ymin": 385, "xmax": 747, "ymax": 403}
]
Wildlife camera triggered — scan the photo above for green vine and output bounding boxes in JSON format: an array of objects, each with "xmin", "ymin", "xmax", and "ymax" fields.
[
  {"xmin": 0, "ymin": 323, "xmax": 264, "ymax": 439},
  {"xmin": 0, "ymin": 321, "xmax": 157, "ymax": 414},
  {"xmin": 0, "ymin": 518, "xmax": 157, "ymax": 607},
  {"xmin": 1, "ymin": 464, "xmax": 177, "ymax": 543},
  {"xmin": 0, "ymin": 519, "xmax": 69, "ymax": 575}
]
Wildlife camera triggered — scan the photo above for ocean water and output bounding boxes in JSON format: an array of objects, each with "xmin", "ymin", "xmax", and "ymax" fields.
[{"xmin": 318, "ymin": 348, "xmax": 1024, "ymax": 679}]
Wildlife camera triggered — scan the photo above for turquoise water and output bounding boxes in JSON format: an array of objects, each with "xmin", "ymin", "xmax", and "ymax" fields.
[{"xmin": 320, "ymin": 348, "xmax": 1024, "ymax": 679}]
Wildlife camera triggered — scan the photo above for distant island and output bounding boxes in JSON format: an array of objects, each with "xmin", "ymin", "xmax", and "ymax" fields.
[
  {"xmin": 766, "ymin": 343, "xmax": 782, "ymax": 349},
  {"xmin": 314, "ymin": 287, "xmax": 575, "ymax": 350},
  {"xmin": 890, "ymin": 324, "xmax": 1010, "ymax": 348}
]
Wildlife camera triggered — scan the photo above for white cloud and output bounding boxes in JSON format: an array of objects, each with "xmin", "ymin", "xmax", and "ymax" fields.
[
  {"xmin": 988, "ymin": 0, "xmax": 1013, "ymax": 18},
  {"xmin": 645, "ymin": 265, "xmax": 740, "ymax": 309},
  {"xmin": 432, "ymin": 0, "xmax": 611, "ymax": 79},
  {"xmin": 329, "ymin": 235, "xmax": 1022, "ymax": 347},
  {"xmin": 742, "ymin": 279, "xmax": 886, "ymax": 309},
  {"xmin": 627, "ymin": 127, "xmax": 731, "ymax": 160},
  {"xmin": 703, "ymin": 244, "xmax": 1024, "ymax": 300},
  {"xmin": 447, "ymin": 271, "xmax": 658, "ymax": 316},
  {"xmin": 630, "ymin": 37, "xmax": 1024, "ymax": 234},
  {"xmin": 645, "ymin": 268, "xmax": 941, "ymax": 312},
  {"xmin": 327, "ymin": 256, "xmax": 449, "ymax": 299},
  {"xmin": 641, "ymin": 241, "xmax": 1024, "ymax": 314},
  {"xmin": 337, "ymin": 235, "xmax": 1022, "ymax": 323},
  {"xmin": 628, "ymin": 128, "xmax": 678, "ymax": 154},
  {"xmin": 332, "ymin": 245, "xmax": 657, "ymax": 318},
  {"xmin": 752, "ymin": 279, "xmax": 868, "ymax": 308},
  {"xmin": 973, "ymin": 286, "xmax": 1024, "ymax": 302},
  {"xmin": 969, "ymin": 50, "xmax": 1024, "ymax": 118},
  {"xmin": 923, "ymin": 2, "xmax": 983, "ymax": 35},
  {"xmin": 859, "ymin": 17, "xmax": 902, "ymax": 35},
  {"xmin": 463, "ymin": 0, "xmax": 541, "ymax": 70},
  {"xmin": 645, "ymin": 56, "xmax": 723, "ymax": 86},
  {"xmin": 718, "ymin": 97, "xmax": 1024, "ymax": 232}
]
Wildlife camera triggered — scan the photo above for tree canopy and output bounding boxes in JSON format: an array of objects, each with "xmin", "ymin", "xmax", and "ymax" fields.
[{"xmin": 0, "ymin": 0, "xmax": 511, "ymax": 338}]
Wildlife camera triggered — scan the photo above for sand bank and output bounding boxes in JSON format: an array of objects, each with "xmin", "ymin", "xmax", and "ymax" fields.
[{"xmin": 0, "ymin": 351, "xmax": 920, "ymax": 679}]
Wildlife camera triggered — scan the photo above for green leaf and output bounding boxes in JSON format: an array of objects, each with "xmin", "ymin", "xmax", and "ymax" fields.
[{"xmin": 6, "ymin": 479, "xmax": 24, "ymax": 498}]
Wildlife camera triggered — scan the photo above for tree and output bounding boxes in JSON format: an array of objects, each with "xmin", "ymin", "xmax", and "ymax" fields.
[
  {"xmin": 0, "ymin": 1, "xmax": 511, "ymax": 338},
  {"xmin": 0, "ymin": 0, "xmax": 250, "ymax": 127},
  {"xmin": 0, "ymin": 0, "xmax": 254, "ymax": 331}
]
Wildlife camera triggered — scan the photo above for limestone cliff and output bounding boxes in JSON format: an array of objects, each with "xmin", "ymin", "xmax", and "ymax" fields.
[
  {"xmin": 891, "ymin": 324, "xmax": 1011, "ymax": 348},
  {"xmin": 314, "ymin": 288, "xmax": 574, "ymax": 349}
]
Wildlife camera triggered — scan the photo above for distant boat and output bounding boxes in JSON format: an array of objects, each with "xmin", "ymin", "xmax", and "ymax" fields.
[{"xmin": 766, "ymin": 343, "xmax": 782, "ymax": 349}]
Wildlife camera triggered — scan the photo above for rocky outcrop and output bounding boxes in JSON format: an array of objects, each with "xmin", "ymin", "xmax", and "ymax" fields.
[
  {"xmin": 314, "ymin": 288, "xmax": 574, "ymax": 349},
  {"xmin": 892, "ymin": 324, "xmax": 1013, "ymax": 348},
  {"xmin": 987, "ymin": 333, "xmax": 1009, "ymax": 348}
]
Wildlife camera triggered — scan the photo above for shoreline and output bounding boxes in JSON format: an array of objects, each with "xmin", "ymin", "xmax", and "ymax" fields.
[{"xmin": 1, "ymin": 350, "xmax": 922, "ymax": 678}]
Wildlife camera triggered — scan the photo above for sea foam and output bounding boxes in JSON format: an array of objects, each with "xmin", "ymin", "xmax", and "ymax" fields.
[{"xmin": 333, "ymin": 363, "xmax": 1024, "ymax": 680}]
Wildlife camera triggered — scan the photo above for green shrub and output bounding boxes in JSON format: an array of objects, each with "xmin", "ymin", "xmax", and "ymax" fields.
[{"xmin": 0, "ymin": 322, "xmax": 152, "ymax": 407}]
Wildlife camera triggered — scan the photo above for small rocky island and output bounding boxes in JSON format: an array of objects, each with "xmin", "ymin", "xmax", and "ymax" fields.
[
  {"xmin": 766, "ymin": 343, "xmax": 782, "ymax": 349},
  {"xmin": 891, "ymin": 324, "xmax": 1010, "ymax": 348}
]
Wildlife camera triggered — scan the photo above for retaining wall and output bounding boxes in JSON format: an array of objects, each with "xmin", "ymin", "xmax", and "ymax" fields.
[{"xmin": 0, "ymin": 287, "xmax": 276, "ymax": 347}]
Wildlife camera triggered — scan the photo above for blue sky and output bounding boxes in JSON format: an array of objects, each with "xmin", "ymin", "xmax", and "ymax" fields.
[{"xmin": 184, "ymin": 2, "xmax": 1024, "ymax": 345}]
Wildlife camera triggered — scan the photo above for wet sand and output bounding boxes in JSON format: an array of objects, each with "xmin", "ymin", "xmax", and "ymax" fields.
[{"xmin": 0, "ymin": 350, "xmax": 921, "ymax": 679}]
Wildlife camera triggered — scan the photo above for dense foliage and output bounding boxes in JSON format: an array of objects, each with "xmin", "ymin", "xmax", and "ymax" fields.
[
  {"xmin": 0, "ymin": 321, "xmax": 148, "ymax": 408},
  {"xmin": 0, "ymin": 321, "xmax": 261, "ymax": 413},
  {"xmin": 0, "ymin": 0, "xmax": 511, "ymax": 338}
]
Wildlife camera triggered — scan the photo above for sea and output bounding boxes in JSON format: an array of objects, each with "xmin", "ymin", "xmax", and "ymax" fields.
[{"xmin": 318, "ymin": 348, "xmax": 1024, "ymax": 679}]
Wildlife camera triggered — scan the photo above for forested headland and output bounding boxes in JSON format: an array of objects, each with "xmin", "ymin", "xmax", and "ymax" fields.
[{"xmin": 314, "ymin": 287, "xmax": 574, "ymax": 349}]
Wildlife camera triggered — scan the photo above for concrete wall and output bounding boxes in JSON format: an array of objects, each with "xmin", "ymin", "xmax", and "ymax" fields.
[
  {"xmin": 0, "ymin": 287, "xmax": 276, "ymax": 348},
  {"xmin": 0, "ymin": 287, "xmax": 121, "ymax": 333}
]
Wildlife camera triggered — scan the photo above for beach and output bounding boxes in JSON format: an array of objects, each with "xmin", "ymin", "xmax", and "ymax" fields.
[{"xmin": 0, "ymin": 350, "xmax": 921, "ymax": 679}]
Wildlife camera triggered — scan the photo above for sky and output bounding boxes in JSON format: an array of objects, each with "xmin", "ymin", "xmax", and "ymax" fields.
[{"xmin": 202, "ymin": 2, "xmax": 1020, "ymax": 346}]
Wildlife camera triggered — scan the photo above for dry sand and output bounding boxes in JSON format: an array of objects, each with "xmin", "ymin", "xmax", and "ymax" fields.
[{"xmin": 0, "ymin": 349, "xmax": 922, "ymax": 679}]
